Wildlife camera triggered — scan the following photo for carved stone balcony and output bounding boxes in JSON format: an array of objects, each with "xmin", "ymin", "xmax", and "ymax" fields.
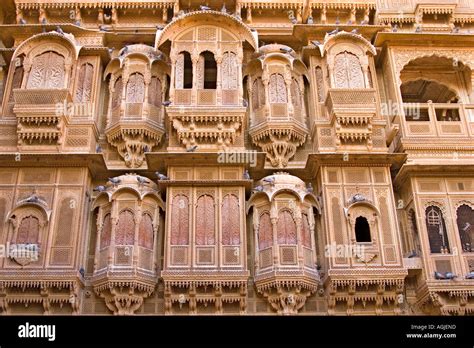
[
  {"xmin": 325, "ymin": 88, "xmax": 377, "ymax": 149},
  {"xmin": 13, "ymin": 89, "xmax": 71, "ymax": 147},
  {"xmin": 249, "ymin": 106, "xmax": 308, "ymax": 168},
  {"xmin": 105, "ymin": 102, "xmax": 165, "ymax": 168},
  {"xmin": 91, "ymin": 174, "xmax": 163, "ymax": 315}
]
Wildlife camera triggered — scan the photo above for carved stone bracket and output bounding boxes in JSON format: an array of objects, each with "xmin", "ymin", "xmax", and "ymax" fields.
[
  {"xmin": 106, "ymin": 124, "xmax": 163, "ymax": 168},
  {"xmin": 250, "ymin": 125, "xmax": 307, "ymax": 168}
]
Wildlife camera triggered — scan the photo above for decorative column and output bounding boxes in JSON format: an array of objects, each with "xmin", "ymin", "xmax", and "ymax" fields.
[
  {"xmin": 108, "ymin": 205, "xmax": 118, "ymax": 267},
  {"xmin": 169, "ymin": 53, "xmax": 176, "ymax": 103},
  {"xmin": 132, "ymin": 207, "xmax": 141, "ymax": 268},
  {"xmin": 93, "ymin": 210, "xmax": 103, "ymax": 270},
  {"xmin": 270, "ymin": 204, "xmax": 279, "ymax": 266},
  {"xmin": 191, "ymin": 51, "xmax": 199, "ymax": 105}
]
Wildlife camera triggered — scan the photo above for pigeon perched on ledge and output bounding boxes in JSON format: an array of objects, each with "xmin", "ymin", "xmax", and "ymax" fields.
[
  {"xmin": 93, "ymin": 185, "xmax": 107, "ymax": 192},
  {"xmin": 155, "ymin": 172, "xmax": 169, "ymax": 181}
]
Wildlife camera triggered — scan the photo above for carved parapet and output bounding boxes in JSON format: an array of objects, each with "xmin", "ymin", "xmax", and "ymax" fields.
[
  {"xmin": 166, "ymin": 106, "xmax": 246, "ymax": 151},
  {"xmin": 249, "ymin": 122, "xmax": 308, "ymax": 167},
  {"xmin": 416, "ymin": 281, "xmax": 474, "ymax": 316},
  {"xmin": 0, "ymin": 271, "xmax": 83, "ymax": 315},
  {"xmin": 105, "ymin": 120, "xmax": 164, "ymax": 168},
  {"xmin": 161, "ymin": 272, "xmax": 249, "ymax": 315},
  {"xmin": 325, "ymin": 271, "xmax": 407, "ymax": 315},
  {"xmin": 13, "ymin": 89, "xmax": 71, "ymax": 147}
]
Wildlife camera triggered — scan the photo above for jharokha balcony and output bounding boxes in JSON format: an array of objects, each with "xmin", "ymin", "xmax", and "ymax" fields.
[{"xmin": 104, "ymin": 45, "xmax": 166, "ymax": 168}]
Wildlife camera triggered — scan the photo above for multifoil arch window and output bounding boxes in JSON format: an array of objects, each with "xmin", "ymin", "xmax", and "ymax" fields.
[
  {"xmin": 115, "ymin": 210, "xmax": 135, "ymax": 245},
  {"xmin": 195, "ymin": 194, "xmax": 215, "ymax": 245},
  {"xmin": 170, "ymin": 194, "xmax": 189, "ymax": 245},
  {"xmin": 258, "ymin": 212, "xmax": 272, "ymax": 250},
  {"xmin": 221, "ymin": 52, "xmax": 238, "ymax": 90},
  {"xmin": 269, "ymin": 73, "xmax": 287, "ymax": 103},
  {"xmin": 277, "ymin": 209, "xmax": 297, "ymax": 245},
  {"xmin": 75, "ymin": 63, "xmax": 94, "ymax": 102},
  {"xmin": 26, "ymin": 51, "xmax": 65, "ymax": 89},
  {"xmin": 138, "ymin": 213, "xmax": 154, "ymax": 249},
  {"xmin": 126, "ymin": 73, "xmax": 145, "ymax": 103},
  {"xmin": 175, "ymin": 51, "xmax": 193, "ymax": 89},
  {"xmin": 355, "ymin": 216, "xmax": 371, "ymax": 242},
  {"xmin": 221, "ymin": 194, "xmax": 240, "ymax": 245},
  {"xmin": 425, "ymin": 205, "xmax": 450, "ymax": 253},
  {"xmin": 334, "ymin": 51, "xmax": 365, "ymax": 89}
]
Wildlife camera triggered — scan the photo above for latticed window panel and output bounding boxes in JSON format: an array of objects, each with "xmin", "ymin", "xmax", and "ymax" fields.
[
  {"xmin": 456, "ymin": 204, "xmax": 474, "ymax": 252},
  {"xmin": 100, "ymin": 214, "xmax": 112, "ymax": 249},
  {"xmin": 138, "ymin": 213, "xmax": 154, "ymax": 249},
  {"xmin": 75, "ymin": 63, "xmax": 94, "ymax": 103},
  {"xmin": 277, "ymin": 210, "xmax": 297, "ymax": 245},
  {"xmin": 334, "ymin": 51, "xmax": 365, "ymax": 89},
  {"xmin": 269, "ymin": 73, "xmax": 287, "ymax": 103},
  {"xmin": 126, "ymin": 73, "xmax": 145, "ymax": 103},
  {"xmin": 221, "ymin": 52, "xmax": 238, "ymax": 90},
  {"xmin": 221, "ymin": 194, "xmax": 240, "ymax": 245},
  {"xmin": 301, "ymin": 213, "xmax": 312, "ymax": 248},
  {"xmin": 315, "ymin": 66, "xmax": 325, "ymax": 102},
  {"xmin": 175, "ymin": 53, "xmax": 185, "ymax": 89},
  {"xmin": 16, "ymin": 216, "xmax": 39, "ymax": 244},
  {"xmin": 258, "ymin": 212, "xmax": 273, "ymax": 250},
  {"xmin": 26, "ymin": 51, "xmax": 65, "ymax": 89},
  {"xmin": 170, "ymin": 195, "xmax": 189, "ymax": 245},
  {"xmin": 195, "ymin": 195, "xmax": 215, "ymax": 246},
  {"xmin": 115, "ymin": 210, "xmax": 135, "ymax": 245},
  {"xmin": 280, "ymin": 245, "xmax": 297, "ymax": 265},
  {"xmin": 148, "ymin": 76, "xmax": 162, "ymax": 107},
  {"xmin": 425, "ymin": 206, "xmax": 450, "ymax": 253},
  {"xmin": 111, "ymin": 77, "xmax": 123, "ymax": 109}
]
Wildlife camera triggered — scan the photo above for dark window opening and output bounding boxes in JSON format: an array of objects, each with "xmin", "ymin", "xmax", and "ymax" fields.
[
  {"xmin": 355, "ymin": 216, "xmax": 371, "ymax": 242},
  {"xmin": 426, "ymin": 206, "xmax": 450, "ymax": 253},
  {"xmin": 456, "ymin": 204, "xmax": 474, "ymax": 252},
  {"xmin": 201, "ymin": 51, "xmax": 217, "ymax": 89},
  {"xmin": 183, "ymin": 52, "xmax": 193, "ymax": 89}
]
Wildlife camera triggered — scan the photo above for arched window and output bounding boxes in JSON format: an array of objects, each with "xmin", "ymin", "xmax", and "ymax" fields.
[
  {"xmin": 138, "ymin": 213, "xmax": 154, "ymax": 249},
  {"xmin": 175, "ymin": 51, "xmax": 193, "ymax": 89},
  {"xmin": 334, "ymin": 51, "xmax": 365, "ymax": 89},
  {"xmin": 197, "ymin": 51, "xmax": 217, "ymax": 89},
  {"xmin": 126, "ymin": 73, "xmax": 145, "ymax": 103},
  {"xmin": 75, "ymin": 63, "xmax": 94, "ymax": 102},
  {"xmin": 111, "ymin": 77, "xmax": 123, "ymax": 109},
  {"xmin": 16, "ymin": 215, "xmax": 39, "ymax": 244},
  {"xmin": 277, "ymin": 210, "xmax": 297, "ymax": 244},
  {"xmin": 315, "ymin": 66, "xmax": 325, "ymax": 103},
  {"xmin": 221, "ymin": 52, "xmax": 238, "ymax": 90},
  {"xmin": 195, "ymin": 195, "xmax": 215, "ymax": 245},
  {"xmin": 269, "ymin": 73, "xmax": 287, "ymax": 103},
  {"xmin": 252, "ymin": 77, "xmax": 265, "ymax": 110},
  {"xmin": 148, "ymin": 76, "xmax": 162, "ymax": 107},
  {"xmin": 26, "ymin": 51, "xmax": 65, "ymax": 89},
  {"xmin": 171, "ymin": 195, "xmax": 189, "ymax": 245},
  {"xmin": 115, "ymin": 210, "xmax": 135, "ymax": 245},
  {"xmin": 258, "ymin": 212, "xmax": 272, "ymax": 250},
  {"xmin": 100, "ymin": 213, "xmax": 112, "ymax": 249},
  {"xmin": 355, "ymin": 216, "xmax": 371, "ymax": 242},
  {"xmin": 221, "ymin": 194, "xmax": 240, "ymax": 245},
  {"xmin": 425, "ymin": 206, "xmax": 450, "ymax": 253},
  {"xmin": 456, "ymin": 204, "xmax": 474, "ymax": 252},
  {"xmin": 301, "ymin": 213, "xmax": 312, "ymax": 248}
]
